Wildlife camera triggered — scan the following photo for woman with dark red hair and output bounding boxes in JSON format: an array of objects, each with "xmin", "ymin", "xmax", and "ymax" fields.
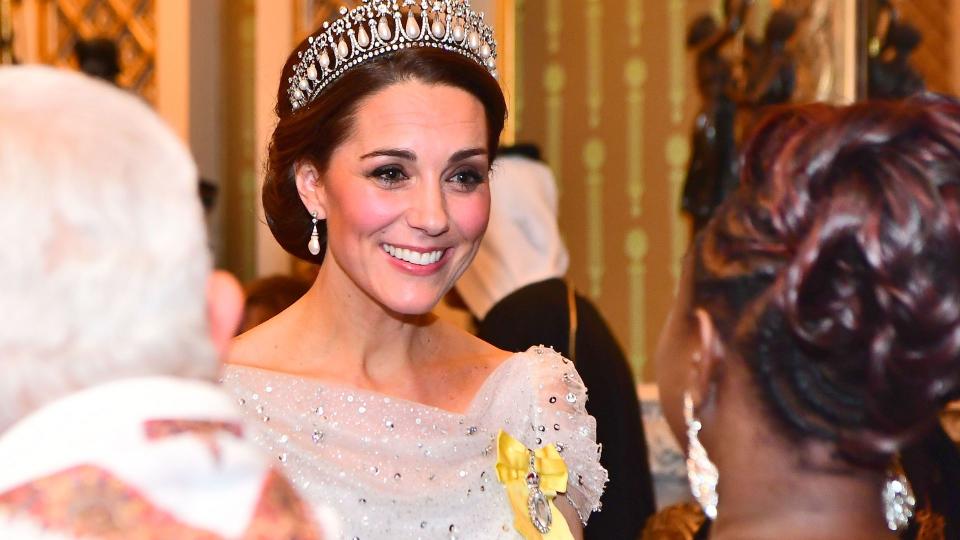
[{"xmin": 648, "ymin": 96, "xmax": 960, "ymax": 539}]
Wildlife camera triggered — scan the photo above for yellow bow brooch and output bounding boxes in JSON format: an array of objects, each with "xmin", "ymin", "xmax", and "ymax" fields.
[{"xmin": 495, "ymin": 430, "xmax": 573, "ymax": 540}]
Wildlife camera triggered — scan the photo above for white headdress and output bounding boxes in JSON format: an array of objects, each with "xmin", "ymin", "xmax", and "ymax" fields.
[{"xmin": 456, "ymin": 155, "xmax": 571, "ymax": 320}]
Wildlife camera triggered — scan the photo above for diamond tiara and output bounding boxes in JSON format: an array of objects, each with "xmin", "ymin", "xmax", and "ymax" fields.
[{"xmin": 287, "ymin": 0, "xmax": 498, "ymax": 111}]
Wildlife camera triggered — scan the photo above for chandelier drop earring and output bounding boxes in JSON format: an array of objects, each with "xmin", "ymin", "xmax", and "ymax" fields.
[
  {"xmin": 882, "ymin": 455, "xmax": 916, "ymax": 532},
  {"xmin": 307, "ymin": 211, "xmax": 321, "ymax": 256},
  {"xmin": 684, "ymin": 390, "xmax": 719, "ymax": 520}
]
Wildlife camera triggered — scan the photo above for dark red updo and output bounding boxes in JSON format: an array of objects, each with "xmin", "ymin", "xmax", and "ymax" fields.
[{"xmin": 693, "ymin": 96, "xmax": 960, "ymax": 465}]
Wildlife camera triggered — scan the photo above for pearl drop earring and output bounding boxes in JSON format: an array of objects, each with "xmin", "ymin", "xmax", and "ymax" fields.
[{"xmin": 308, "ymin": 211, "xmax": 321, "ymax": 256}]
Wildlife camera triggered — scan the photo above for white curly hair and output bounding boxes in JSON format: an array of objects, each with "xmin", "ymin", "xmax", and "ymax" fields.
[{"xmin": 0, "ymin": 66, "xmax": 216, "ymax": 432}]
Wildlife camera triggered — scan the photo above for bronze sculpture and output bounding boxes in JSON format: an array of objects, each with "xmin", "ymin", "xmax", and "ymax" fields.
[
  {"xmin": 868, "ymin": 1, "xmax": 924, "ymax": 100},
  {"xmin": 681, "ymin": 0, "xmax": 750, "ymax": 237}
]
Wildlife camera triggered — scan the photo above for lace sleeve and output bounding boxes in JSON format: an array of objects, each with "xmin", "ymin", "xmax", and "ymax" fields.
[{"xmin": 525, "ymin": 345, "xmax": 608, "ymax": 524}]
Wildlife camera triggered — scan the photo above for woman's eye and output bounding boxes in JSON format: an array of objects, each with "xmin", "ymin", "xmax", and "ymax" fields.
[
  {"xmin": 448, "ymin": 169, "xmax": 485, "ymax": 190},
  {"xmin": 370, "ymin": 166, "xmax": 409, "ymax": 184}
]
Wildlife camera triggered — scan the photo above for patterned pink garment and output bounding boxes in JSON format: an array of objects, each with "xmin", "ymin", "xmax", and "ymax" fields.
[{"xmin": 0, "ymin": 378, "xmax": 334, "ymax": 539}]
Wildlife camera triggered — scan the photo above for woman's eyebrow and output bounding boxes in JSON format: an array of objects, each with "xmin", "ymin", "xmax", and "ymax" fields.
[
  {"xmin": 360, "ymin": 148, "xmax": 417, "ymax": 160},
  {"xmin": 358, "ymin": 148, "xmax": 488, "ymax": 164},
  {"xmin": 447, "ymin": 148, "xmax": 487, "ymax": 164}
]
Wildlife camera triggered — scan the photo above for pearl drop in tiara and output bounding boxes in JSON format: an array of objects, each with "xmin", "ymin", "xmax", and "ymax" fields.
[{"xmin": 288, "ymin": 0, "xmax": 498, "ymax": 111}]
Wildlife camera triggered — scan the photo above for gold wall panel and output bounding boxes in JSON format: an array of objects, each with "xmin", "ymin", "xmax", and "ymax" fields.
[
  {"xmin": 583, "ymin": 137, "xmax": 606, "ymax": 299},
  {"xmin": 624, "ymin": 0, "xmax": 648, "ymax": 375},
  {"xmin": 897, "ymin": 0, "xmax": 954, "ymax": 94},
  {"xmin": 627, "ymin": 0, "xmax": 643, "ymax": 48},
  {"xmin": 624, "ymin": 57, "xmax": 646, "ymax": 218},
  {"xmin": 221, "ymin": 0, "xmax": 257, "ymax": 282},
  {"xmin": 625, "ymin": 228, "xmax": 649, "ymax": 371},
  {"xmin": 666, "ymin": 134, "xmax": 690, "ymax": 284},
  {"xmin": 545, "ymin": 0, "xmax": 561, "ymax": 54},
  {"xmin": 667, "ymin": 0, "xmax": 686, "ymax": 125},
  {"xmin": 585, "ymin": 0, "xmax": 603, "ymax": 129},
  {"xmin": 514, "ymin": 0, "xmax": 729, "ymax": 379},
  {"xmin": 513, "ymin": 0, "xmax": 526, "ymax": 133},
  {"xmin": 667, "ymin": 0, "xmax": 690, "ymax": 287},
  {"xmin": 543, "ymin": 61, "xmax": 566, "ymax": 192}
]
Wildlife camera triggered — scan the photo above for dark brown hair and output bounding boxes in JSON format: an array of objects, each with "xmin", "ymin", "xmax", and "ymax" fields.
[
  {"xmin": 692, "ymin": 96, "xmax": 960, "ymax": 466},
  {"xmin": 263, "ymin": 43, "xmax": 507, "ymax": 264}
]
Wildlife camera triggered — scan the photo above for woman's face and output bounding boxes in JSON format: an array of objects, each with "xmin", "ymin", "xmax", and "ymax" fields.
[
  {"xmin": 303, "ymin": 80, "xmax": 491, "ymax": 316},
  {"xmin": 653, "ymin": 254, "xmax": 700, "ymax": 448}
]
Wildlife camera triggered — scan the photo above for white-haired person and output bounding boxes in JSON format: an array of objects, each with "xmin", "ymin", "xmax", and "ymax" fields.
[{"xmin": 0, "ymin": 66, "xmax": 332, "ymax": 539}]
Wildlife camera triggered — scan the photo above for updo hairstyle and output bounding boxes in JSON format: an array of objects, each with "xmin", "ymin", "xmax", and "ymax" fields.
[
  {"xmin": 692, "ymin": 96, "xmax": 960, "ymax": 466},
  {"xmin": 263, "ymin": 43, "xmax": 507, "ymax": 264}
]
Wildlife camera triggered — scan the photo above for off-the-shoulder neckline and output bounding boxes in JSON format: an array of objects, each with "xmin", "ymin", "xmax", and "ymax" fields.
[{"xmin": 222, "ymin": 346, "xmax": 561, "ymax": 417}]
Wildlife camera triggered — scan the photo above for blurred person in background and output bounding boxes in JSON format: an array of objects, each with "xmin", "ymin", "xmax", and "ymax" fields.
[
  {"xmin": 0, "ymin": 66, "xmax": 331, "ymax": 539},
  {"xmin": 455, "ymin": 146, "xmax": 657, "ymax": 539},
  {"xmin": 74, "ymin": 37, "xmax": 120, "ymax": 85},
  {"xmin": 239, "ymin": 275, "xmax": 312, "ymax": 334}
]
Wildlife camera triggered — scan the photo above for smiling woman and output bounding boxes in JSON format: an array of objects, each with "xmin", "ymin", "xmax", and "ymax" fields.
[
  {"xmin": 295, "ymin": 81, "xmax": 492, "ymax": 315},
  {"xmin": 221, "ymin": 1, "xmax": 606, "ymax": 538},
  {"xmin": 262, "ymin": 46, "xmax": 505, "ymax": 266}
]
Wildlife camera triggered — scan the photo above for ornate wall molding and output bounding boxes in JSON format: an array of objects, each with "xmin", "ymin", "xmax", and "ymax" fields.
[
  {"xmin": 667, "ymin": 0, "xmax": 685, "ymax": 126},
  {"xmin": 585, "ymin": 0, "xmax": 603, "ymax": 129},
  {"xmin": 583, "ymin": 137, "xmax": 606, "ymax": 299},
  {"xmin": 32, "ymin": 0, "xmax": 157, "ymax": 101},
  {"xmin": 543, "ymin": 61, "xmax": 565, "ymax": 192},
  {"xmin": 623, "ymin": 0, "xmax": 646, "ymax": 376},
  {"xmin": 544, "ymin": 0, "xmax": 560, "ymax": 54},
  {"xmin": 625, "ymin": 228, "xmax": 649, "ymax": 373},
  {"xmin": 666, "ymin": 134, "xmax": 689, "ymax": 284},
  {"xmin": 625, "ymin": 57, "xmax": 646, "ymax": 219}
]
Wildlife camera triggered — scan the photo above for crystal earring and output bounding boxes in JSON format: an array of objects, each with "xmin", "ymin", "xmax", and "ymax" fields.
[
  {"xmin": 882, "ymin": 456, "xmax": 916, "ymax": 532},
  {"xmin": 684, "ymin": 391, "xmax": 719, "ymax": 520},
  {"xmin": 307, "ymin": 211, "xmax": 321, "ymax": 256}
]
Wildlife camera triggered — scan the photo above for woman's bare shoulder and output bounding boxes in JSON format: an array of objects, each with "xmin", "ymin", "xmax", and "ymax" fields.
[
  {"xmin": 227, "ymin": 310, "xmax": 298, "ymax": 369},
  {"xmin": 426, "ymin": 318, "xmax": 514, "ymax": 372}
]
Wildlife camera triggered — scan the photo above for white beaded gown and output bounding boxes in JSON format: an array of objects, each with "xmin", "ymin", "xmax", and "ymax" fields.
[{"xmin": 221, "ymin": 345, "xmax": 607, "ymax": 539}]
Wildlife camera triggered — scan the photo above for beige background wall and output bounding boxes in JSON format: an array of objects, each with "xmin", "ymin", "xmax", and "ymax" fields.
[
  {"xmin": 513, "ymin": 0, "xmax": 715, "ymax": 380},
  {"xmin": 512, "ymin": 0, "xmax": 960, "ymax": 380}
]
